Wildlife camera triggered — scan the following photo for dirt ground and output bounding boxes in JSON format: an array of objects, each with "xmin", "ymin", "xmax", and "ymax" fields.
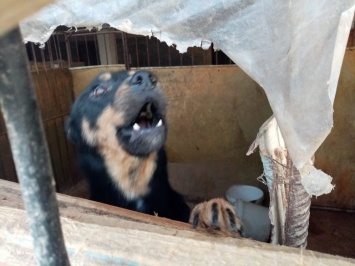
[{"xmin": 307, "ymin": 208, "xmax": 355, "ymax": 259}]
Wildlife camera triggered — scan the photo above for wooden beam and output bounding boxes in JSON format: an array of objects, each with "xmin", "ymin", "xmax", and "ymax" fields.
[
  {"xmin": 0, "ymin": 0, "xmax": 52, "ymax": 37},
  {"xmin": 0, "ymin": 179, "xmax": 354, "ymax": 265}
]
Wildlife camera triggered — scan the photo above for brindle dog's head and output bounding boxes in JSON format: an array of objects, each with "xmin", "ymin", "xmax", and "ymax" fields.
[{"xmin": 66, "ymin": 70, "xmax": 167, "ymax": 157}]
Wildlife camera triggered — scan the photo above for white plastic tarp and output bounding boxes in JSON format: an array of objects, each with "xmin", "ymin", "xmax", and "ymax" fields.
[{"xmin": 20, "ymin": 0, "xmax": 355, "ymax": 170}]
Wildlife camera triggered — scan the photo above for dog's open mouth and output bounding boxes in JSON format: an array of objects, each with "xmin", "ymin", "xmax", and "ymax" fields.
[
  {"xmin": 131, "ymin": 102, "xmax": 163, "ymax": 131},
  {"xmin": 117, "ymin": 100, "xmax": 166, "ymax": 156}
]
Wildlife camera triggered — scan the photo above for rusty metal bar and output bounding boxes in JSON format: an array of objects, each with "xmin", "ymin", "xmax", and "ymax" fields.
[
  {"xmin": 157, "ymin": 37, "xmax": 161, "ymax": 67},
  {"xmin": 64, "ymin": 33, "xmax": 72, "ymax": 68},
  {"xmin": 115, "ymin": 31, "xmax": 120, "ymax": 65},
  {"xmin": 52, "ymin": 35, "xmax": 61, "ymax": 68},
  {"xmin": 55, "ymin": 34, "xmax": 63, "ymax": 68},
  {"xmin": 146, "ymin": 36, "xmax": 150, "ymax": 67},
  {"xmin": 40, "ymin": 47, "xmax": 48, "ymax": 73},
  {"xmin": 74, "ymin": 36, "xmax": 80, "ymax": 64},
  {"xmin": 191, "ymin": 48, "xmax": 194, "ymax": 66},
  {"xmin": 0, "ymin": 27, "xmax": 70, "ymax": 266},
  {"xmin": 0, "ymin": 144, "xmax": 7, "ymax": 178},
  {"xmin": 103, "ymin": 33, "xmax": 109, "ymax": 65},
  {"xmin": 30, "ymin": 42, "xmax": 39, "ymax": 74},
  {"xmin": 121, "ymin": 32, "xmax": 130, "ymax": 70},
  {"xmin": 135, "ymin": 35, "xmax": 140, "ymax": 68},
  {"xmin": 47, "ymin": 37, "xmax": 55, "ymax": 68},
  {"xmin": 94, "ymin": 34, "xmax": 100, "ymax": 65},
  {"xmin": 202, "ymin": 48, "xmax": 207, "ymax": 65},
  {"xmin": 168, "ymin": 45, "xmax": 171, "ymax": 66},
  {"xmin": 84, "ymin": 35, "xmax": 90, "ymax": 65}
]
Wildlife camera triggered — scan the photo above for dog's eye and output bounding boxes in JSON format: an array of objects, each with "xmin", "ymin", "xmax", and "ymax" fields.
[{"xmin": 93, "ymin": 85, "xmax": 107, "ymax": 97}]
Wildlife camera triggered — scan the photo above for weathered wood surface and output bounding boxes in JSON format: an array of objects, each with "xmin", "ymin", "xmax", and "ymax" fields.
[
  {"xmin": 0, "ymin": 180, "xmax": 354, "ymax": 265},
  {"xmin": 0, "ymin": 69, "xmax": 80, "ymax": 192},
  {"xmin": 0, "ymin": 0, "xmax": 52, "ymax": 37}
]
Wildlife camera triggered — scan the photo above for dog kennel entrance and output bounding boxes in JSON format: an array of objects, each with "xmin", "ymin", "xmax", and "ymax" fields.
[{"xmin": 0, "ymin": 1, "xmax": 355, "ymax": 264}]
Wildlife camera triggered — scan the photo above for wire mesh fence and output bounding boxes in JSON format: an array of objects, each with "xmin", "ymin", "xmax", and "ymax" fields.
[
  {"xmin": 26, "ymin": 26, "xmax": 235, "ymax": 72},
  {"xmin": 27, "ymin": 24, "xmax": 355, "ymax": 72}
]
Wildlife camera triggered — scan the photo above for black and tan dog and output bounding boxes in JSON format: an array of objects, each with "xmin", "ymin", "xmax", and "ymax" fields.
[{"xmin": 66, "ymin": 70, "xmax": 241, "ymax": 236}]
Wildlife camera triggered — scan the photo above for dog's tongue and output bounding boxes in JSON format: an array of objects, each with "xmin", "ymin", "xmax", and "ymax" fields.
[{"xmin": 137, "ymin": 118, "xmax": 151, "ymax": 129}]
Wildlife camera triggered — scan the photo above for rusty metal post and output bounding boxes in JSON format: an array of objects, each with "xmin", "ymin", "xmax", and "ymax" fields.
[{"xmin": 0, "ymin": 27, "xmax": 70, "ymax": 266}]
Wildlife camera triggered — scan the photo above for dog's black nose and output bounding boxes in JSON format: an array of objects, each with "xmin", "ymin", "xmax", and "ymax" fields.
[{"xmin": 130, "ymin": 71, "xmax": 157, "ymax": 90}]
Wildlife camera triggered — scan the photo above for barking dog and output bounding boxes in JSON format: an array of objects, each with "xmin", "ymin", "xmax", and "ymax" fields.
[{"xmin": 66, "ymin": 70, "xmax": 241, "ymax": 236}]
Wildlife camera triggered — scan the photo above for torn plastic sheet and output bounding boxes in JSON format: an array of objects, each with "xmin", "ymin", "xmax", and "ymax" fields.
[
  {"xmin": 247, "ymin": 116, "xmax": 330, "ymax": 246},
  {"xmin": 300, "ymin": 165, "xmax": 334, "ymax": 197},
  {"xmin": 20, "ymin": 0, "xmax": 355, "ymax": 169},
  {"xmin": 247, "ymin": 115, "xmax": 334, "ymax": 197}
]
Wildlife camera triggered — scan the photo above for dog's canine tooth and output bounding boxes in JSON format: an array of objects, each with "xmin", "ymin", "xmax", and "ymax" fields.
[
  {"xmin": 156, "ymin": 119, "xmax": 163, "ymax": 127},
  {"xmin": 133, "ymin": 123, "xmax": 141, "ymax": 130}
]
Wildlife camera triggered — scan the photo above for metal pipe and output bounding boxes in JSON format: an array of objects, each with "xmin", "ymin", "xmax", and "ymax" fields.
[
  {"xmin": 30, "ymin": 43, "xmax": 39, "ymax": 74},
  {"xmin": 94, "ymin": 34, "xmax": 100, "ymax": 65},
  {"xmin": 103, "ymin": 33, "xmax": 109, "ymax": 65},
  {"xmin": 47, "ymin": 37, "xmax": 55, "ymax": 68},
  {"xmin": 40, "ymin": 48, "xmax": 48, "ymax": 73},
  {"xmin": 157, "ymin": 37, "xmax": 161, "ymax": 67},
  {"xmin": 135, "ymin": 35, "xmax": 140, "ymax": 68},
  {"xmin": 64, "ymin": 33, "xmax": 72, "ymax": 68},
  {"xmin": 74, "ymin": 36, "xmax": 80, "ymax": 64},
  {"xmin": 56, "ymin": 34, "xmax": 63, "ymax": 68},
  {"xmin": 146, "ymin": 36, "xmax": 150, "ymax": 67},
  {"xmin": 0, "ymin": 27, "xmax": 70, "ymax": 266},
  {"xmin": 84, "ymin": 35, "xmax": 90, "ymax": 65},
  {"xmin": 52, "ymin": 36, "xmax": 59, "ymax": 66},
  {"xmin": 191, "ymin": 48, "xmax": 194, "ymax": 66},
  {"xmin": 121, "ymin": 32, "xmax": 130, "ymax": 70},
  {"xmin": 168, "ymin": 45, "xmax": 171, "ymax": 66}
]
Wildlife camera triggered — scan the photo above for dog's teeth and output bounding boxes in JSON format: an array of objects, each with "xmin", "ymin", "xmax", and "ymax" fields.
[
  {"xmin": 133, "ymin": 123, "xmax": 141, "ymax": 130},
  {"xmin": 156, "ymin": 119, "xmax": 163, "ymax": 127}
]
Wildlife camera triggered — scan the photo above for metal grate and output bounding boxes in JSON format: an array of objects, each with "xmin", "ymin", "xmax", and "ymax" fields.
[{"xmin": 26, "ymin": 26, "xmax": 235, "ymax": 71}]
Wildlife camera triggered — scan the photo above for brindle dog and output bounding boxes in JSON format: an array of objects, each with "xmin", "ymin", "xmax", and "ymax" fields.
[{"xmin": 66, "ymin": 70, "xmax": 241, "ymax": 236}]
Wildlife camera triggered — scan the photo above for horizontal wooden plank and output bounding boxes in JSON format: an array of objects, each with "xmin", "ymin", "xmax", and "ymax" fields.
[
  {"xmin": 0, "ymin": 179, "xmax": 354, "ymax": 265},
  {"xmin": 0, "ymin": 0, "xmax": 52, "ymax": 37}
]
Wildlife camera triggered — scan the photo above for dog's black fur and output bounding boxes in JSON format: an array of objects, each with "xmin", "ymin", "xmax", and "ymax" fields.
[{"xmin": 66, "ymin": 70, "xmax": 190, "ymax": 222}]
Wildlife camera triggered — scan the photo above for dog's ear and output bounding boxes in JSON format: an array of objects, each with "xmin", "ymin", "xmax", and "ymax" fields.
[{"xmin": 65, "ymin": 116, "xmax": 81, "ymax": 145}]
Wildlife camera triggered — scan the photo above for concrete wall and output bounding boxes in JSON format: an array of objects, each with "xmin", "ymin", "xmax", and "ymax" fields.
[
  {"xmin": 71, "ymin": 52, "xmax": 355, "ymax": 209},
  {"xmin": 313, "ymin": 51, "xmax": 355, "ymax": 209}
]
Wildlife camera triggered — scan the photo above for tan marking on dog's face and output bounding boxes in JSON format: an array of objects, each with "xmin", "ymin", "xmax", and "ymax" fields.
[
  {"xmin": 99, "ymin": 72, "xmax": 112, "ymax": 81},
  {"xmin": 114, "ymin": 83, "xmax": 130, "ymax": 102},
  {"xmin": 112, "ymin": 82, "xmax": 136, "ymax": 113},
  {"xmin": 81, "ymin": 118, "xmax": 98, "ymax": 146},
  {"xmin": 83, "ymin": 105, "xmax": 156, "ymax": 199}
]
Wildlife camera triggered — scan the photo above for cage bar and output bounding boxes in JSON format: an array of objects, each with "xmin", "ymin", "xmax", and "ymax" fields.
[{"xmin": 0, "ymin": 27, "xmax": 70, "ymax": 266}]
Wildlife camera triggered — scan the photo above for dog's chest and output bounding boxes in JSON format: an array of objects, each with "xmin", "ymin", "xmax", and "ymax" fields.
[{"xmin": 103, "ymin": 149, "xmax": 157, "ymax": 200}]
